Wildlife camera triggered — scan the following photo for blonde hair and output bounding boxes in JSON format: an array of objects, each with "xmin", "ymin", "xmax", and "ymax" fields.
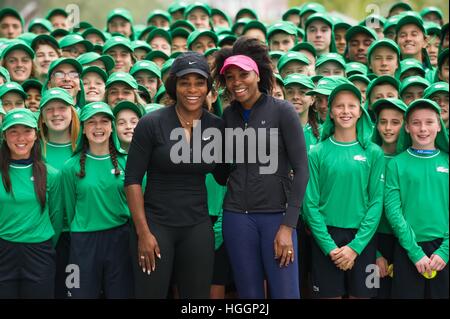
[{"xmin": 38, "ymin": 105, "xmax": 80, "ymax": 155}]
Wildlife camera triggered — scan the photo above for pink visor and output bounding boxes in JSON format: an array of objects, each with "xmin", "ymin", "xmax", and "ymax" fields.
[{"xmin": 220, "ymin": 55, "xmax": 260, "ymax": 76}]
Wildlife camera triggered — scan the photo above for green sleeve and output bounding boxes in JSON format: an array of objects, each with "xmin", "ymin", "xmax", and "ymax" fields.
[
  {"xmin": 61, "ymin": 161, "xmax": 77, "ymax": 228},
  {"xmin": 213, "ymin": 214, "xmax": 224, "ymax": 251},
  {"xmin": 376, "ymin": 250, "xmax": 383, "ymax": 259},
  {"xmin": 303, "ymin": 150, "xmax": 338, "ymax": 255},
  {"xmin": 384, "ymin": 160, "xmax": 426, "ymax": 264},
  {"xmin": 348, "ymin": 147, "xmax": 385, "ymax": 255},
  {"xmin": 47, "ymin": 168, "xmax": 64, "ymax": 247},
  {"xmin": 434, "ymin": 232, "xmax": 449, "ymax": 264}
]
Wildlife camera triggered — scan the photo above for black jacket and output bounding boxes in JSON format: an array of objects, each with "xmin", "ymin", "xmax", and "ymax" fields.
[{"xmin": 222, "ymin": 93, "xmax": 309, "ymax": 227}]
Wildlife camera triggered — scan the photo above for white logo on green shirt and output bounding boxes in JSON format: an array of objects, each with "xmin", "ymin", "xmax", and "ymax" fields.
[
  {"xmin": 436, "ymin": 166, "xmax": 449, "ymax": 174},
  {"xmin": 353, "ymin": 155, "xmax": 367, "ymax": 162}
]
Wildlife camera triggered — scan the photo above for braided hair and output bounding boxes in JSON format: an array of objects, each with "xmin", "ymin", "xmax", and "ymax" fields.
[{"xmin": 77, "ymin": 136, "xmax": 121, "ymax": 178}]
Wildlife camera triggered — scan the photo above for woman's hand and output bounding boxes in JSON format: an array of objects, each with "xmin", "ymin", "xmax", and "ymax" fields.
[
  {"xmin": 138, "ymin": 231, "xmax": 161, "ymax": 275},
  {"xmin": 376, "ymin": 256, "xmax": 389, "ymax": 278},
  {"xmin": 332, "ymin": 246, "xmax": 357, "ymax": 271},
  {"xmin": 415, "ymin": 255, "xmax": 432, "ymax": 275},
  {"xmin": 429, "ymin": 254, "xmax": 446, "ymax": 272},
  {"xmin": 274, "ymin": 225, "xmax": 295, "ymax": 267}
]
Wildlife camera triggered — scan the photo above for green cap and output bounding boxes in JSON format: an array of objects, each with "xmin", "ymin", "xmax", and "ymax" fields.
[
  {"xmin": 130, "ymin": 60, "xmax": 161, "ymax": 78},
  {"xmin": 283, "ymin": 73, "xmax": 315, "ymax": 89},
  {"xmin": 102, "ymin": 35, "xmax": 133, "ymax": 53},
  {"xmin": 0, "ymin": 40, "xmax": 34, "ymax": 59},
  {"xmin": 204, "ymin": 47, "xmax": 219, "ymax": 57},
  {"xmin": 274, "ymin": 73, "xmax": 284, "ymax": 86},
  {"xmin": 399, "ymin": 76, "xmax": 430, "ymax": 96},
  {"xmin": 243, "ymin": 20, "xmax": 267, "ymax": 37},
  {"xmin": 39, "ymin": 87, "xmax": 74, "ymax": 110},
  {"xmin": 154, "ymin": 85, "xmax": 166, "ymax": 103},
  {"xmin": 232, "ymin": 18, "xmax": 253, "ymax": 35},
  {"xmin": 306, "ymin": 76, "xmax": 349, "ymax": 96},
  {"xmin": 82, "ymin": 27, "xmax": 108, "ymax": 43},
  {"xmin": 334, "ymin": 18, "xmax": 352, "ymax": 31},
  {"xmin": 290, "ymin": 42, "xmax": 316, "ymax": 57},
  {"xmin": 406, "ymin": 98, "xmax": 441, "ymax": 117},
  {"xmin": 21, "ymin": 79, "xmax": 43, "ymax": 92},
  {"xmin": 187, "ymin": 29, "xmax": 218, "ymax": 49},
  {"xmin": 211, "ymin": 8, "xmax": 232, "ymax": 27},
  {"xmin": 106, "ymin": 72, "xmax": 138, "ymax": 89},
  {"xmin": 48, "ymin": 57, "xmax": 83, "ymax": 76},
  {"xmin": 31, "ymin": 34, "xmax": 59, "ymax": 51},
  {"xmin": 345, "ymin": 62, "xmax": 368, "ymax": 76},
  {"xmin": 328, "ymin": 82, "xmax": 361, "ymax": 107},
  {"xmin": 161, "ymin": 58, "xmax": 174, "ymax": 78},
  {"xmin": 184, "ymin": 2, "xmax": 211, "ymax": 17},
  {"xmin": 420, "ymin": 7, "xmax": 443, "ymax": 20},
  {"xmin": 267, "ymin": 21, "xmax": 298, "ymax": 39},
  {"xmin": 304, "ymin": 12, "xmax": 333, "ymax": 31},
  {"xmin": 168, "ymin": 2, "xmax": 187, "ymax": 14},
  {"xmin": 145, "ymin": 50, "xmax": 170, "ymax": 62},
  {"xmin": 107, "ymin": 8, "xmax": 133, "ymax": 24},
  {"xmin": 269, "ymin": 51, "xmax": 285, "ymax": 60},
  {"xmin": 17, "ymin": 33, "xmax": 37, "ymax": 46},
  {"xmin": 137, "ymin": 84, "xmax": 151, "ymax": 103},
  {"xmin": 424, "ymin": 82, "xmax": 449, "ymax": 99},
  {"xmin": 367, "ymin": 38, "xmax": 400, "ymax": 65},
  {"xmin": 28, "ymin": 18, "xmax": 53, "ymax": 33},
  {"xmin": 170, "ymin": 20, "xmax": 196, "ymax": 33},
  {"xmin": 112, "ymin": 100, "xmax": 143, "ymax": 118},
  {"xmin": 170, "ymin": 27, "xmax": 191, "ymax": 39},
  {"xmin": 282, "ymin": 7, "xmax": 301, "ymax": 22},
  {"xmin": 384, "ymin": 15, "xmax": 402, "ymax": 34},
  {"xmin": 277, "ymin": 51, "xmax": 310, "ymax": 71},
  {"xmin": 424, "ymin": 21, "xmax": 441, "ymax": 37},
  {"xmin": 366, "ymin": 75, "xmax": 400, "ymax": 99},
  {"xmin": 45, "ymin": 8, "xmax": 68, "ymax": 19},
  {"xmin": 170, "ymin": 51, "xmax": 183, "ymax": 59},
  {"xmin": 371, "ymin": 97, "xmax": 407, "ymax": 115},
  {"xmin": 299, "ymin": 3, "xmax": 326, "ymax": 17},
  {"xmin": 131, "ymin": 40, "xmax": 152, "ymax": 52},
  {"xmin": 315, "ymin": 53, "xmax": 346, "ymax": 68},
  {"xmin": 73, "ymin": 21, "xmax": 93, "ymax": 33},
  {"xmin": 147, "ymin": 10, "xmax": 171, "ymax": 25},
  {"xmin": 396, "ymin": 11, "xmax": 426, "ymax": 35},
  {"xmin": 77, "ymin": 52, "xmax": 115, "ymax": 73},
  {"xmin": 81, "ymin": 66, "xmax": 108, "ymax": 82},
  {"xmin": 146, "ymin": 28, "xmax": 172, "ymax": 44},
  {"xmin": 51, "ymin": 28, "xmax": 70, "ymax": 39},
  {"xmin": 389, "ymin": 2, "xmax": 413, "ymax": 15},
  {"xmin": 59, "ymin": 34, "xmax": 94, "ymax": 52},
  {"xmin": 0, "ymin": 103, "xmax": 5, "ymax": 116},
  {"xmin": 348, "ymin": 74, "xmax": 370, "ymax": 85},
  {"xmin": 235, "ymin": 8, "xmax": 258, "ymax": 21},
  {"xmin": 218, "ymin": 33, "xmax": 237, "ymax": 46},
  {"xmin": 0, "ymin": 7, "xmax": 24, "ymax": 27},
  {"xmin": 0, "ymin": 81, "xmax": 28, "ymax": 99},
  {"xmin": 400, "ymin": 58, "xmax": 425, "ymax": 77},
  {"xmin": 0, "ymin": 66, "xmax": 10, "ymax": 82},
  {"xmin": 345, "ymin": 25, "xmax": 378, "ymax": 42},
  {"xmin": 2, "ymin": 108, "xmax": 37, "ymax": 132}
]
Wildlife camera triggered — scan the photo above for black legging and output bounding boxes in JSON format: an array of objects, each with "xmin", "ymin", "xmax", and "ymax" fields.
[{"xmin": 131, "ymin": 218, "xmax": 214, "ymax": 299}]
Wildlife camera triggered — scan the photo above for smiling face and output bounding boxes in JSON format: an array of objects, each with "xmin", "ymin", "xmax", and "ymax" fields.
[
  {"xmin": 406, "ymin": 108, "xmax": 441, "ymax": 150},
  {"xmin": 115, "ymin": 109, "xmax": 139, "ymax": 145},
  {"xmin": 42, "ymin": 100, "xmax": 72, "ymax": 133},
  {"xmin": 83, "ymin": 114, "xmax": 112, "ymax": 147},
  {"xmin": 35, "ymin": 44, "xmax": 59, "ymax": 75},
  {"xmin": 25, "ymin": 88, "xmax": 41, "ymax": 112},
  {"xmin": 49, "ymin": 64, "xmax": 81, "ymax": 100},
  {"xmin": 370, "ymin": 46, "xmax": 399, "ymax": 76},
  {"xmin": 5, "ymin": 125, "xmax": 37, "ymax": 160},
  {"xmin": 377, "ymin": 108, "xmax": 404, "ymax": 146},
  {"xmin": 4, "ymin": 49, "xmax": 33, "ymax": 83},
  {"xmin": 175, "ymin": 73, "xmax": 208, "ymax": 112},
  {"xmin": 285, "ymin": 84, "xmax": 314, "ymax": 115},
  {"xmin": 107, "ymin": 47, "xmax": 133, "ymax": 73},
  {"xmin": 224, "ymin": 65, "xmax": 261, "ymax": 109},
  {"xmin": 82, "ymin": 72, "xmax": 106, "ymax": 102},
  {"xmin": 397, "ymin": 24, "xmax": 426, "ymax": 59},
  {"xmin": 330, "ymin": 91, "xmax": 362, "ymax": 131}
]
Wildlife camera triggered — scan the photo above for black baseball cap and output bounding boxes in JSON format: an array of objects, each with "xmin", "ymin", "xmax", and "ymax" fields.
[{"xmin": 170, "ymin": 51, "xmax": 210, "ymax": 78}]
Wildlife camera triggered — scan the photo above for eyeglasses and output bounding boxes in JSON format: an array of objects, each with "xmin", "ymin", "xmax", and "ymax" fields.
[{"xmin": 53, "ymin": 71, "xmax": 80, "ymax": 79}]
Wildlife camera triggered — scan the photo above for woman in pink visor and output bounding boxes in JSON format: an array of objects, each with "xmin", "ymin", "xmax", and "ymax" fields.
[{"xmin": 213, "ymin": 37, "xmax": 309, "ymax": 299}]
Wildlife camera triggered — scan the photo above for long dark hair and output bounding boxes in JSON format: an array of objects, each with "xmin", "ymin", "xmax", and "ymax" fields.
[
  {"xmin": 0, "ymin": 136, "xmax": 47, "ymax": 210},
  {"xmin": 77, "ymin": 135, "xmax": 121, "ymax": 178},
  {"xmin": 213, "ymin": 37, "xmax": 274, "ymax": 95}
]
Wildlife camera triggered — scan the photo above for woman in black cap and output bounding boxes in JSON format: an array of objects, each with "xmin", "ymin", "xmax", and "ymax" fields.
[{"xmin": 125, "ymin": 51, "xmax": 227, "ymax": 299}]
